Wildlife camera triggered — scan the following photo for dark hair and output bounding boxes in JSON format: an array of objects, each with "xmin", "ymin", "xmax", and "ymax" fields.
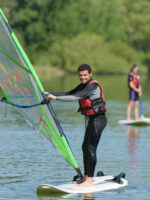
[
  {"xmin": 78, "ymin": 64, "xmax": 92, "ymax": 74},
  {"xmin": 130, "ymin": 64, "xmax": 138, "ymax": 72}
]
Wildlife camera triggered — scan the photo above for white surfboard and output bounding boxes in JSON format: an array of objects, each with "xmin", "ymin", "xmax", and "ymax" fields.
[
  {"xmin": 37, "ymin": 175, "xmax": 128, "ymax": 195},
  {"xmin": 119, "ymin": 117, "xmax": 150, "ymax": 126}
]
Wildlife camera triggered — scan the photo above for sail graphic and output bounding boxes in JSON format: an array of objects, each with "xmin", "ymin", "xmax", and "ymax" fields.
[{"xmin": 0, "ymin": 8, "xmax": 82, "ymax": 179}]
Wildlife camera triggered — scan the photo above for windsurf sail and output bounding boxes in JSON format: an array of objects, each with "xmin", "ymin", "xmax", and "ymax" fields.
[{"xmin": 0, "ymin": 8, "xmax": 82, "ymax": 180}]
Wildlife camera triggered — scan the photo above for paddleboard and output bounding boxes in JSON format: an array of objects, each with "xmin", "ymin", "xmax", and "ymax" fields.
[
  {"xmin": 118, "ymin": 117, "xmax": 150, "ymax": 126},
  {"xmin": 37, "ymin": 173, "xmax": 128, "ymax": 195}
]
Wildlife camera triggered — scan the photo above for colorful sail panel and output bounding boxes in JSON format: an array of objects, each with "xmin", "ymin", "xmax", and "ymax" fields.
[{"xmin": 0, "ymin": 8, "xmax": 81, "ymax": 174}]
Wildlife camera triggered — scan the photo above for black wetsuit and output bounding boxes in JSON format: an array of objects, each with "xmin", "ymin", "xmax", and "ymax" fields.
[{"xmin": 51, "ymin": 78, "xmax": 107, "ymax": 177}]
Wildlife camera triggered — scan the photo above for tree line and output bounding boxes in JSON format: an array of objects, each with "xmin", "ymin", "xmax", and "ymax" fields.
[{"xmin": 1, "ymin": 0, "xmax": 150, "ymax": 75}]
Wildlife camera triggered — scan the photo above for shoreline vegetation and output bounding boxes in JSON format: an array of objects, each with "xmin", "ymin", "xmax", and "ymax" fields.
[
  {"xmin": 34, "ymin": 66, "xmax": 64, "ymax": 79},
  {"xmin": 34, "ymin": 66, "xmax": 148, "ymax": 80},
  {"xmin": 2, "ymin": 0, "xmax": 150, "ymax": 76}
]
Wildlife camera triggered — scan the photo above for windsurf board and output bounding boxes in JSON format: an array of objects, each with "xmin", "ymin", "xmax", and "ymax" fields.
[
  {"xmin": 37, "ymin": 174, "xmax": 128, "ymax": 195},
  {"xmin": 118, "ymin": 117, "xmax": 150, "ymax": 126}
]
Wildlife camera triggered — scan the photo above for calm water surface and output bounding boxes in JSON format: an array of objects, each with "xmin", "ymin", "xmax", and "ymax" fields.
[{"xmin": 0, "ymin": 75, "xmax": 150, "ymax": 200}]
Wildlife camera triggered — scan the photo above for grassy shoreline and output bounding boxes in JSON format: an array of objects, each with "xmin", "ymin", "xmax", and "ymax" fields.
[{"xmin": 34, "ymin": 66, "xmax": 64, "ymax": 79}]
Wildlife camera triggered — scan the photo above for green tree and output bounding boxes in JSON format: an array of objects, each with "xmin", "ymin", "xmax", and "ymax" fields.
[
  {"xmin": 2, "ymin": 0, "xmax": 149, "ymax": 74},
  {"xmin": 89, "ymin": 0, "xmax": 127, "ymax": 42},
  {"xmin": 124, "ymin": 0, "xmax": 150, "ymax": 51},
  {"xmin": 60, "ymin": 33, "xmax": 131, "ymax": 74}
]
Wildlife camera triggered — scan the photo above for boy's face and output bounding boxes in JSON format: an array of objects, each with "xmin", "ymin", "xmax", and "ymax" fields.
[{"xmin": 78, "ymin": 70, "xmax": 92, "ymax": 84}]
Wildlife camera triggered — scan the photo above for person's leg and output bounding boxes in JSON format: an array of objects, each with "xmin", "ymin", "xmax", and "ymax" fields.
[
  {"xmin": 87, "ymin": 116, "xmax": 107, "ymax": 177},
  {"xmin": 127, "ymin": 101, "xmax": 134, "ymax": 120},
  {"xmin": 78, "ymin": 115, "xmax": 107, "ymax": 187},
  {"xmin": 127, "ymin": 89, "xmax": 135, "ymax": 120},
  {"xmin": 134, "ymin": 101, "xmax": 139, "ymax": 120}
]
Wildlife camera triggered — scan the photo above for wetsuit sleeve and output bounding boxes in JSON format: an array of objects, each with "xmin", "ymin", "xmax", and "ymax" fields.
[
  {"xmin": 51, "ymin": 83, "xmax": 98, "ymax": 101},
  {"xmin": 51, "ymin": 84, "xmax": 82, "ymax": 96}
]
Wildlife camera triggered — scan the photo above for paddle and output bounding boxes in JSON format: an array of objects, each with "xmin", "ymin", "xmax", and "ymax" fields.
[{"xmin": 139, "ymin": 97, "xmax": 144, "ymax": 119}]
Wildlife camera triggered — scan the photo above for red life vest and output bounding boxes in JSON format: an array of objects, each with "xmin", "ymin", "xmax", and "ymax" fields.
[
  {"xmin": 128, "ymin": 72, "xmax": 140, "ymax": 88},
  {"xmin": 79, "ymin": 80, "xmax": 107, "ymax": 116}
]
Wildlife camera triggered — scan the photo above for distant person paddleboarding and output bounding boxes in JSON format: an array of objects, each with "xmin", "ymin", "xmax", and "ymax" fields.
[
  {"xmin": 44, "ymin": 64, "xmax": 107, "ymax": 187},
  {"xmin": 126, "ymin": 64, "xmax": 142, "ymax": 120}
]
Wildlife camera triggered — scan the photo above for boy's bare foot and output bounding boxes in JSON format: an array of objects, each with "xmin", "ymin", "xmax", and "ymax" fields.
[{"xmin": 76, "ymin": 177, "xmax": 93, "ymax": 188}]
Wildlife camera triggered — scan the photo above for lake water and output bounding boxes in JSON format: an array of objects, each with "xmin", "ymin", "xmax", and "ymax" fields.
[{"xmin": 0, "ymin": 75, "xmax": 150, "ymax": 200}]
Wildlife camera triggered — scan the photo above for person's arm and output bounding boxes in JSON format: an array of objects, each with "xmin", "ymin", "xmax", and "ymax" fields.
[
  {"xmin": 129, "ymin": 82, "xmax": 140, "ymax": 93},
  {"xmin": 138, "ymin": 85, "xmax": 142, "ymax": 96},
  {"xmin": 44, "ymin": 84, "xmax": 82, "ymax": 100},
  {"xmin": 44, "ymin": 89, "xmax": 78, "ymax": 97},
  {"xmin": 45, "ymin": 83, "xmax": 98, "ymax": 101}
]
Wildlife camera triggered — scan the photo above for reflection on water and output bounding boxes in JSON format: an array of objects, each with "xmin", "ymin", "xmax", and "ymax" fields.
[
  {"xmin": 38, "ymin": 192, "xmax": 94, "ymax": 200},
  {"xmin": 127, "ymin": 126, "xmax": 139, "ymax": 139},
  {"xmin": 127, "ymin": 126, "xmax": 139, "ymax": 183},
  {"xmin": 79, "ymin": 193, "xmax": 94, "ymax": 200}
]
